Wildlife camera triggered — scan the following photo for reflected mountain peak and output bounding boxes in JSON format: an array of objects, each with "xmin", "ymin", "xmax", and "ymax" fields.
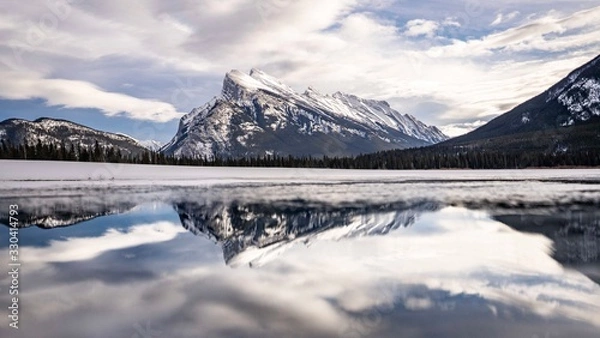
[{"xmin": 174, "ymin": 200, "xmax": 440, "ymax": 266}]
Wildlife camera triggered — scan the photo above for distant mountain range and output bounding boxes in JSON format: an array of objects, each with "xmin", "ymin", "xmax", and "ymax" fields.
[
  {"xmin": 161, "ymin": 69, "xmax": 447, "ymax": 159},
  {"xmin": 441, "ymin": 54, "xmax": 600, "ymax": 153},
  {"xmin": 0, "ymin": 117, "xmax": 149, "ymax": 156}
]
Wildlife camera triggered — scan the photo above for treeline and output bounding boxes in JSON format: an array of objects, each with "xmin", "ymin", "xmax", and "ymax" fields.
[
  {"xmin": 350, "ymin": 146, "xmax": 600, "ymax": 169},
  {"xmin": 1, "ymin": 139, "xmax": 599, "ymax": 169},
  {"xmin": 0, "ymin": 139, "xmax": 160, "ymax": 164},
  {"xmin": 212, "ymin": 147, "xmax": 600, "ymax": 169}
]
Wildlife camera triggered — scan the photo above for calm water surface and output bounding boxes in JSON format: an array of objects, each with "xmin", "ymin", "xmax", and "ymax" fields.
[{"xmin": 1, "ymin": 177, "xmax": 599, "ymax": 338}]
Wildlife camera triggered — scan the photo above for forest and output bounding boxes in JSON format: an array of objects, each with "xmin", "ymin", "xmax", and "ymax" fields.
[{"xmin": 1, "ymin": 139, "xmax": 599, "ymax": 169}]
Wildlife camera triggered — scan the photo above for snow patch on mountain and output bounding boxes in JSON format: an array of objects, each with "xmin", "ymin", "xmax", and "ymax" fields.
[
  {"xmin": 547, "ymin": 54, "xmax": 600, "ymax": 103},
  {"xmin": 137, "ymin": 139, "xmax": 164, "ymax": 151},
  {"xmin": 557, "ymin": 77, "xmax": 600, "ymax": 125}
]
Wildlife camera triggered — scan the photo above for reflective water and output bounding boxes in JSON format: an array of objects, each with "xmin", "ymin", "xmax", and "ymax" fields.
[{"xmin": 1, "ymin": 180, "xmax": 600, "ymax": 338}]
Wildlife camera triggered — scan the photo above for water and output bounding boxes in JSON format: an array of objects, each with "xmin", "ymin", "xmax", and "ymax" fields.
[{"xmin": 1, "ymin": 176, "xmax": 600, "ymax": 338}]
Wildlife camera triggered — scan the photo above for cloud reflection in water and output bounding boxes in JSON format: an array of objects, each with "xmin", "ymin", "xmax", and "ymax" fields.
[{"xmin": 0, "ymin": 192, "xmax": 599, "ymax": 338}]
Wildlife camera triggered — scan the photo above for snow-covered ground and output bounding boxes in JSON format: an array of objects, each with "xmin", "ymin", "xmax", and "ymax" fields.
[
  {"xmin": 0, "ymin": 159, "xmax": 599, "ymax": 193},
  {"xmin": 2, "ymin": 160, "xmax": 600, "ymax": 188}
]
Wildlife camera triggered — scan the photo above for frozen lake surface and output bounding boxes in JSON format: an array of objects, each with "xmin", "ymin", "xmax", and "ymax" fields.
[{"xmin": 1, "ymin": 161, "xmax": 599, "ymax": 337}]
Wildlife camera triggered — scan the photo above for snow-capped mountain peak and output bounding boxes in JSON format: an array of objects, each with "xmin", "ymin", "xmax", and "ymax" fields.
[
  {"xmin": 222, "ymin": 70, "xmax": 269, "ymax": 101},
  {"xmin": 223, "ymin": 68, "xmax": 298, "ymax": 102},
  {"xmin": 249, "ymin": 68, "xmax": 296, "ymax": 93},
  {"xmin": 163, "ymin": 69, "xmax": 448, "ymax": 159}
]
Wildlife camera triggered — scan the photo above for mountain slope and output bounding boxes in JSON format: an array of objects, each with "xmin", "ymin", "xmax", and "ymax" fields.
[
  {"xmin": 0, "ymin": 117, "xmax": 149, "ymax": 155},
  {"xmin": 162, "ymin": 69, "xmax": 447, "ymax": 159},
  {"xmin": 442, "ymin": 54, "xmax": 600, "ymax": 152}
]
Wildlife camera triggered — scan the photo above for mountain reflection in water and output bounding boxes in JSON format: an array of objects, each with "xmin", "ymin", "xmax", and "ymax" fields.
[
  {"xmin": 0, "ymin": 185, "xmax": 599, "ymax": 338},
  {"xmin": 175, "ymin": 200, "xmax": 439, "ymax": 266}
]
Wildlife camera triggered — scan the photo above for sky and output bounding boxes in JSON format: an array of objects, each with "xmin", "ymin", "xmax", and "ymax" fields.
[{"xmin": 1, "ymin": 0, "xmax": 599, "ymax": 143}]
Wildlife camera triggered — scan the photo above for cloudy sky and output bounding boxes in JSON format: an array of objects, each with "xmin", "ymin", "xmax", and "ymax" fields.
[{"xmin": 1, "ymin": 0, "xmax": 599, "ymax": 142}]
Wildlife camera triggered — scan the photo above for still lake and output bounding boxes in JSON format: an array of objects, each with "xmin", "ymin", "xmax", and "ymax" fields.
[{"xmin": 1, "ymin": 166, "xmax": 600, "ymax": 338}]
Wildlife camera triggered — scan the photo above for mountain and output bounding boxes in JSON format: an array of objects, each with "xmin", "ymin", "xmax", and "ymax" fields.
[
  {"xmin": 0, "ymin": 204, "xmax": 136, "ymax": 229},
  {"xmin": 162, "ymin": 69, "xmax": 447, "ymax": 159},
  {"xmin": 493, "ymin": 209, "xmax": 600, "ymax": 284},
  {"xmin": 442, "ymin": 54, "xmax": 600, "ymax": 153},
  {"xmin": 0, "ymin": 190, "xmax": 141, "ymax": 229},
  {"xmin": 0, "ymin": 117, "xmax": 149, "ymax": 155},
  {"xmin": 135, "ymin": 139, "xmax": 163, "ymax": 151},
  {"xmin": 174, "ymin": 200, "xmax": 439, "ymax": 267}
]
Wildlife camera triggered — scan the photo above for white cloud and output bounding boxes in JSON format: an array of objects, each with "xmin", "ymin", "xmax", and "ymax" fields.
[
  {"xmin": 443, "ymin": 17, "xmax": 461, "ymax": 27},
  {"xmin": 491, "ymin": 11, "xmax": 520, "ymax": 26},
  {"xmin": 404, "ymin": 19, "xmax": 440, "ymax": 38},
  {"xmin": 0, "ymin": 70, "xmax": 184, "ymax": 122},
  {"xmin": 0, "ymin": 1, "xmax": 599, "ymax": 133},
  {"xmin": 440, "ymin": 120, "xmax": 487, "ymax": 137},
  {"xmin": 504, "ymin": 11, "xmax": 521, "ymax": 22},
  {"xmin": 24, "ymin": 221, "xmax": 187, "ymax": 264},
  {"xmin": 491, "ymin": 13, "xmax": 504, "ymax": 26},
  {"xmin": 434, "ymin": 6, "xmax": 600, "ymax": 58}
]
